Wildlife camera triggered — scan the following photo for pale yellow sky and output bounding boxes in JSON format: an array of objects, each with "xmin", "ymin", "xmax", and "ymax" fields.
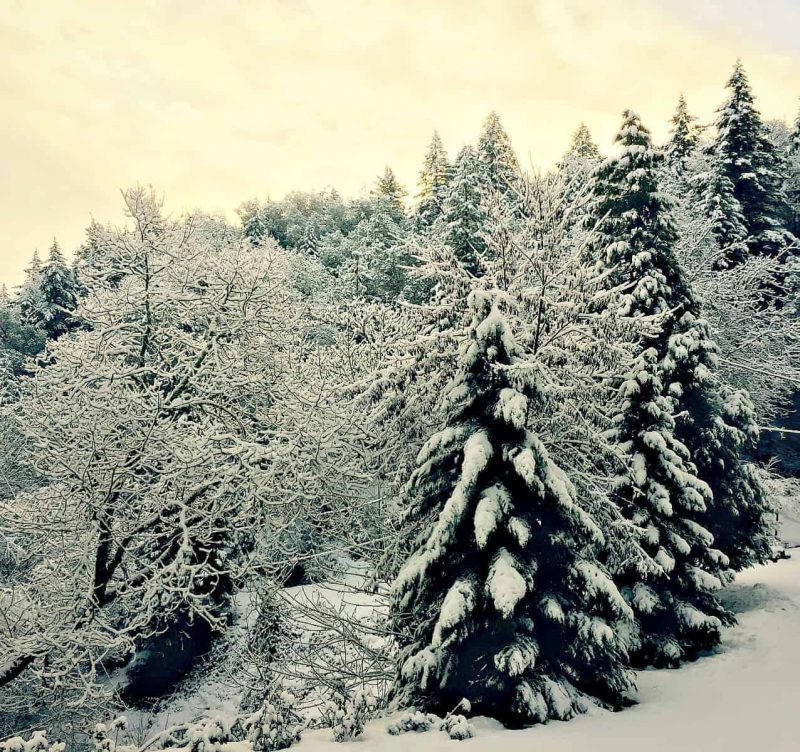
[{"xmin": 2, "ymin": 0, "xmax": 799, "ymax": 285}]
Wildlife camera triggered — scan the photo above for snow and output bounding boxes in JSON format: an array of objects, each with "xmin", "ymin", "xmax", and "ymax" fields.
[
  {"xmin": 486, "ymin": 549, "xmax": 526, "ymax": 618},
  {"xmin": 289, "ymin": 556, "xmax": 800, "ymax": 752}
]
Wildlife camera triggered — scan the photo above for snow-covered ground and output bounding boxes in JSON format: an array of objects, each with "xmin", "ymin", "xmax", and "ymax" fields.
[{"xmin": 294, "ymin": 555, "xmax": 800, "ymax": 752}]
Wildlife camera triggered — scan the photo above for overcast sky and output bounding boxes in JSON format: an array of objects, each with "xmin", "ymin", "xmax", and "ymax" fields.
[{"xmin": 2, "ymin": 0, "xmax": 799, "ymax": 285}]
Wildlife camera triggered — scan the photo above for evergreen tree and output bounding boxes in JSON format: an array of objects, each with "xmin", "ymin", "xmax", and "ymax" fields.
[
  {"xmin": 16, "ymin": 250, "xmax": 44, "ymax": 329},
  {"xmin": 786, "ymin": 104, "xmax": 800, "ymax": 236},
  {"xmin": 344, "ymin": 199, "xmax": 411, "ymax": 300},
  {"xmin": 792, "ymin": 105, "xmax": 800, "ymax": 154},
  {"xmin": 568, "ymin": 123, "xmax": 600, "ymax": 159},
  {"xmin": 476, "ymin": 111, "xmax": 520, "ymax": 195},
  {"xmin": 37, "ymin": 239, "xmax": 80, "ymax": 338},
  {"xmin": 558, "ymin": 123, "xmax": 602, "ymax": 208},
  {"xmin": 587, "ymin": 111, "xmax": 744, "ymax": 666},
  {"xmin": 435, "ymin": 146, "xmax": 488, "ymax": 274},
  {"xmin": 413, "ymin": 131, "xmax": 452, "ymax": 230},
  {"xmin": 697, "ymin": 165, "xmax": 749, "ymax": 266},
  {"xmin": 371, "ymin": 166, "xmax": 408, "ymax": 220},
  {"xmin": 392, "ymin": 288, "xmax": 634, "ymax": 726},
  {"xmin": 665, "ymin": 95, "xmax": 700, "ymax": 169},
  {"xmin": 707, "ymin": 61, "xmax": 794, "ymax": 260}
]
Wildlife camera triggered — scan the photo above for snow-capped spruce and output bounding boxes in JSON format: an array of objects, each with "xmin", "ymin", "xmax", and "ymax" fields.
[
  {"xmin": 665, "ymin": 95, "xmax": 700, "ymax": 170},
  {"xmin": 586, "ymin": 110, "xmax": 769, "ymax": 665},
  {"xmin": 414, "ymin": 131, "xmax": 453, "ymax": 231},
  {"xmin": 706, "ymin": 60, "xmax": 795, "ymax": 262},
  {"xmin": 391, "ymin": 287, "xmax": 634, "ymax": 726},
  {"xmin": 434, "ymin": 146, "xmax": 490, "ymax": 274}
]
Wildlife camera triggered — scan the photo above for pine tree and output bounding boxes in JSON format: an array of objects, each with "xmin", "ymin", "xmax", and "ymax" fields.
[
  {"xmin": 435, "ymin": 146, "xmax": 488, "ymax": 274},
  {"xmin": 38, "ymin": 239, "xmax": 80, "ymax": 338},
  {"xmin": 558, "ymin": 123, "xmax": 602, "ymax": 207},
  {"xmin": 663, "ymin": 320, "xmax": 774, "ymax": 571},
  {"xmin": 707, "ymin": 60, "xmax": 794, "ymax": 260},
  {"xmin": 697, "ymin": 165, "xmax": 749, "ymax": 266},
  {"xmin": 587, "ymin": 111, "xmax": 739, "ymax": 666},
  {"xmin": 476, "ymin": 111, "xmax": 520, "ymax": 195},
  {"xmin": 413, "ymin": 131, "xmax": 452, "ymax": 230},
  {"xmin": 568, "ymin": 123, "xmax": 600, "ymax": 159},
  {"xmin": 392, "ymin": 288, "xmax": 634, "ymax": 726},
  {"xmin": 16, "ymin": 250, "xmax": 44, "ymax": 329},
  {"xmin": 665, "ymin": 95, "xmax": 700, "ymax": 169},
  {"xmin": 371, "ymin": 166, "xmax": 408, "ymax": 220},
  {"xmin": 786, "ymin": 104, "xmax": 800, "ymax": 236}
]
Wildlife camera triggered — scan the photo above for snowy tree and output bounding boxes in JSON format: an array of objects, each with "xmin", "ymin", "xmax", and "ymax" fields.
[
  {"xmin": 16, "ymin": 251, "xmax": 44, "ymax": 329},
  {"xmin": 36, "ymin": 240, "xmax": 80, "ymax": 339},
  {"xmin": 568, "ymin": 123, "xmax": 600, "ymax": 159},
  {"xmin": 669, "ymin": 165, "xmax": 800, "ymax": 421},
  {"xmin": 392, "ymin": 287, "xmax": 635, "ymax": 725},
  {"xmin": 784, "ymin": 106, "xmax": 800, "ymax": 237},
  {"xmin": 413, "ymin": 132, "xmax": 452, "ymax": 230},
  {"xmin": 707, "ymin": 60, "xmax": 795, "ymax": 261},
  {"xmin": 586, "ymin": 111, "xmax": 743, "ymax": 665},
  {"xmin": 665, "ymin": 95, "xmax": 700, "ymax": 170},
  {"xmin": 341, "ymin": 199, "xmax": 411, "ymax": 300},
  {"xmin": 557, "ymin": 124, "xmax": 602, "ymax": 210},
  {"xmin": 434, "ymin": 146, "xmax": 488, "ymax": 274},
  {"xmin": 0, "ymin": 188, "xmax": 302, "ymax": 716},
  {"xmin": 371, "ymin": 167, "xmax": 408, "ymax": 221},
  {"xmin": 476, "ymin": 111, "xmax": 520, "ymax": 196},
  {"xmin": 695, "ymin": 160, "xmax": 749, "ymax": 266}
]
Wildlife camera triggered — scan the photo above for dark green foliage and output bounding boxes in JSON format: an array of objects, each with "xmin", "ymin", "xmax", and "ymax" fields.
[
  {"xmin": 392, "ymin": 289, "xmax": 634, "ymax": 726},
  {"xmin": 413, "ymin": 131, "xmax": 452, "ymax": 230},
  {"xmin": 707, "ymin": 61, "xmax": 795, "ymax": 261},
  {"xmin": 435, "ymin": 146, "xmax": 488, "ymax": 274}
]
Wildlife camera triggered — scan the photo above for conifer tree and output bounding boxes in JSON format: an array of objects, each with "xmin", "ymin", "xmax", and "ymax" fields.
[
  {"xmin": 414, "ymin": 131, "xmax": 452, "ymax": 230},
  {"xmin": 371, "ymin": 166, "xmax": 408, "ymax": 220},
  {"xmin": 392, "ymin": 287, "xmax": 634, "ymax": 725},
  {"xmin": 37, "ymin": 239, "xmax": 80, "ymax": 338},
  {"xmin": 558, "ymin": 123, "xmax": 601, "ymax": 207},
  {"xmin": 665, "ymin": 95, "xmax": 700, "ymax": 169},
  {"xmin": 707, "ymin": 61, "xmax": 794, "ymax": 260},
  {"xmin": 568, "ymin": 123, "xmax": 600, "ymax": 159},
  {"xmin": 786, "ymin": 104, "xmax": 800, "ymax": 236},
  {"xmin": 586, "ymin": 110, "xmax": 755, "ymax": 666},
  {"xmin": 435, "ymin": 146, "xmax": 489, "ymax": 274},
  {"xmin": 792, "ymin": 105, "xmax": 800, "ymax": 154},
  {"xmin": 16, "ymin": 250, "xmax": 44, "ymax": 330},
  {"xmin": 476, "ymin": 111, "xmax": 520, "ymax": 195},
  {"xmin": 697, "ymin": 165, "xmax": 749, "ymax": 266}
]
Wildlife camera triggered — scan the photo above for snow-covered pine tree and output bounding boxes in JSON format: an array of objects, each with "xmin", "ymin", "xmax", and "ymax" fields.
[
  {"xmin": 696, "ymin": 164, "xmax": 749, "ymax": 266},
  {"xmin": 343, "ymin": 196, "xmax": 411, "ymax": 300},
  {"xmin": 37, "ymin": 240, "xmax": 80, "ymax": 338},
  {"xmin": 413, "ymin": 131, "xmax": 452, "ymax": 231},
  {"xmin": 556, "ymin": 123, "xmax": 601, "ymax": 211},
  {"xmin": 586, "ymin": 110, "xmax": 737, "ymax": 666},
  {"xmin": 476, "ymin": 111, "xmax": 520, "ymax": 196},
  {"xmin": 391, "ymin": 287, "xmax": 635, "ymax": 726},
  {"xmin": 665, "ymin": 95, "xmax": 700, "ymax": 170},
  {"xmin": 707, "ymin": 60, "xmax": 794, "ymax": 261},
  {"xmin": 435, "ymin": 146, "xmax": 489, "ymax": 274},
  {"xmin": 568, "ymin": 123, "xmax": 601, "ymax": 159},
  {"xmin": 786, "ymin": 104, "xmax": 800, "ymax": 237},
  {"xmin": 371, "ymin": 166, "xmax": 408, "ymax": 221},
  {"xmin": 16, "ymin": 250, "xmax": 44, "ymax": 329}
]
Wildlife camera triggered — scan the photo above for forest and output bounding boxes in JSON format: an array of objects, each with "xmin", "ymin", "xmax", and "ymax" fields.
[{"xmin": 1, "ymin": 60, "xmax": 799, "ymax": 750}]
